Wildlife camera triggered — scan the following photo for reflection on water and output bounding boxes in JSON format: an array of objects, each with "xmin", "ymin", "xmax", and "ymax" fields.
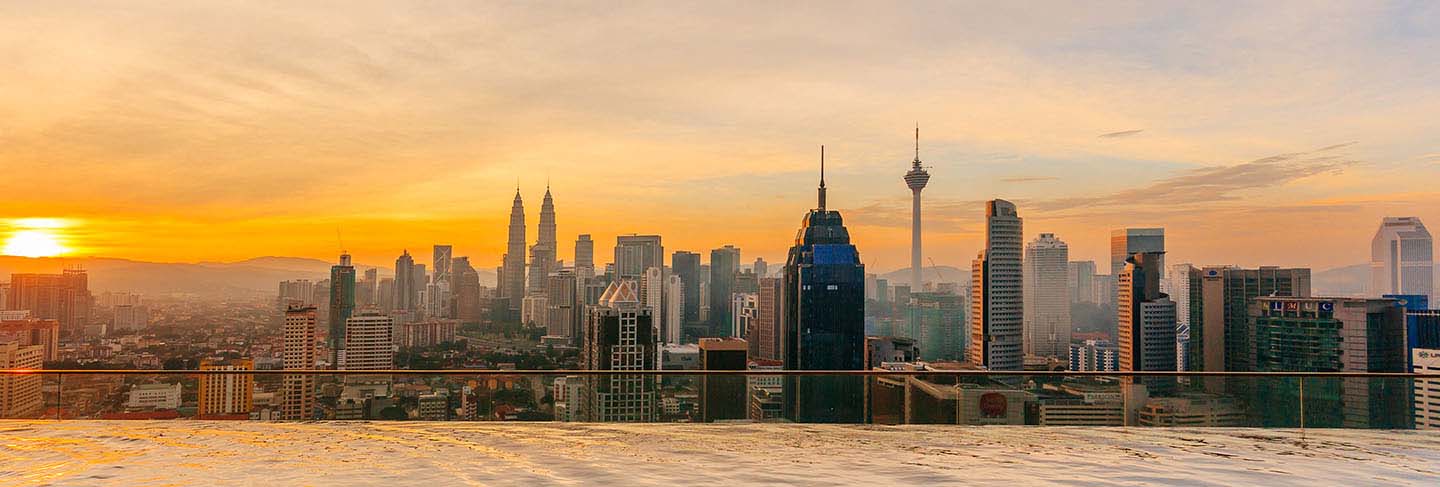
[{"xmin": 1, "ymin": 422, "xmax": 1438, "ymax": 485}]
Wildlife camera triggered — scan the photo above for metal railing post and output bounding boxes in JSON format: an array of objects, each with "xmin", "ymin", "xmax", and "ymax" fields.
[{"xmin": 56, "ymin": 373, "xmax": 63, "ymax": 421}]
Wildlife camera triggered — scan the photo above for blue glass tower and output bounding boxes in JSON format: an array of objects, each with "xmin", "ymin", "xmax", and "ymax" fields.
[{"xmin": 782, "ymin": 146, "xmax": 866, "ymax": 423}]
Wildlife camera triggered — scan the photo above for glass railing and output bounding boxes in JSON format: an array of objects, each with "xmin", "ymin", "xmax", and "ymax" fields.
[{"xmin": 2, "ymin": 370, "xmax": 1435, "ymax": 428}]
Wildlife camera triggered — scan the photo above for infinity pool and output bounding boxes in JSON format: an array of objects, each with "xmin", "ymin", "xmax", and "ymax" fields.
[{"xmin": 2, "ymin": 422, "xmax": 1437, "ymax": 485}]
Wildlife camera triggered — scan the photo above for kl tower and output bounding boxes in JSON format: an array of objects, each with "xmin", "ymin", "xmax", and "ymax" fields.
[{"xmin": 903, "ymin": 125, "xmax": 930, "ymax": 291}]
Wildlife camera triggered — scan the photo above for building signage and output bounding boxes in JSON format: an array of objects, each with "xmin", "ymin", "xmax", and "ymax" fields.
[{"xmin": 979, "ymin": 392, "xmax": 1008, "ymax": 418}]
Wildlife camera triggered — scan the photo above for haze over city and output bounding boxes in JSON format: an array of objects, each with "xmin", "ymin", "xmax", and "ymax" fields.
[{"xmin": 3, "ymin": 1, "xmax": 1438, "ymax": 271}]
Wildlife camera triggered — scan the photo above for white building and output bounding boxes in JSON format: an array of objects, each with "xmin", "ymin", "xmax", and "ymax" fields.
[
  {"xmin": 1415, "ymin": 348, "xmax": 1440, "ymax": 429},
  {"xmin": 127, "ymin": 383, "xmax": 182, "ymax": 410},
  {"xmin": 969, "ymin": 199, "xmax": 1023, "ymax": 371},
  {"xmin": 664, "ymin": 275, "xmax": 683, "ymax": 344},
  {"xmin": 1370, "ymin": 216, "xmax": 1433, "ymax": 300},
  {"xmin": 731, "ymin": 292, "xmax": 758, "ymax": 339},
  {"xmin": 282, "ymin": 306, "xmax": 318, "ymax": 420},
  {"xmin": 1023, "ymin": 233, "xmax": 1070, "ymax": 359},
  {"xmin": 340, "ymin": 312, "xmax": 393, "ymax": 370}
]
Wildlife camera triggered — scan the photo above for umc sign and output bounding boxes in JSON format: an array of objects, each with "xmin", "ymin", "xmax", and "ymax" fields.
[{"xmin": 1269, "ymin": 300, "xmax": 1334, "ymax": 312}]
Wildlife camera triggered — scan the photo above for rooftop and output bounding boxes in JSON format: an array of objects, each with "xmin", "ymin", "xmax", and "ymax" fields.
[{"xmin": 2, "ymin": 422, "xmax": 1436, "ymax": 486}]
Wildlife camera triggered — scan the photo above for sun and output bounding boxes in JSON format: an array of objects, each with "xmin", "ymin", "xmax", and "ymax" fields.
[{"xmin": 2, "ymin": 229, "xmax": 70, "ymax": 257}]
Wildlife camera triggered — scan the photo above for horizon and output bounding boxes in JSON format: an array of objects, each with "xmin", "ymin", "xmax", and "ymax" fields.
[{"xmin": 4, "ymin": 2, "xmax": 1439, "ymax": 272}]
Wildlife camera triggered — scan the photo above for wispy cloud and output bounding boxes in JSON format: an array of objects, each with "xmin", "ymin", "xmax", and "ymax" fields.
[
  {"xmin": 999, "ymin": 176, "xmax": 1059, "ymax": 183},
  {"xmin": 1098, "ymin": 129, "xmax": 1144, "ymax": 139}
]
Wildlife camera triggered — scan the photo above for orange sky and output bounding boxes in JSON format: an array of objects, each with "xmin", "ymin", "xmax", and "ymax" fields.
[{"xmin": 3, "ymin": 2, "xmax": 1439, "ymax": 272}]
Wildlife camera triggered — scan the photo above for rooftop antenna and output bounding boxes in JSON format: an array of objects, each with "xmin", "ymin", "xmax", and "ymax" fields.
[
  {"xmin": 336, "ymin": 227, "xmax": 347, "ymax": 255},
  {"xmin": 818, "ymin": 145, "xmax": 827, "ymax": 211},
  {"xmin": 915, "ymin": 123, "xmax": 920, "ymax": 162}
]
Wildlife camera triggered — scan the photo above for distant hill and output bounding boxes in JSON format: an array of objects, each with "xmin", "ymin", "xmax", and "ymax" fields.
[
  {"xmin": 876, "ymin": 266, "xmax": 968, "ymax": 286},
  {"xmin": 0, "ymin": 255, "xmax": 497, "ymax": 296}
]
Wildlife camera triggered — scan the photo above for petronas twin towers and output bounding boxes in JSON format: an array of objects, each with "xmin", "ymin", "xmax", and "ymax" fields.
[{"xmin": 500, "ymin": 185, "xmax": 558, "ymax": 311}]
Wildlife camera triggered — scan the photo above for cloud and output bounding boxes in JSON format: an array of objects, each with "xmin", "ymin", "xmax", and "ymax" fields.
[
  {"xmin": 1031, "ymin": 144, "xmax": 1359, "ymax": 213},
  {"xmin": 999, "ymin": 176, "xmax": 1059, "ymax": 183},
  {"xmin": 1098, "ymin": 129, "xmax": 1144, "ymax": 138}
]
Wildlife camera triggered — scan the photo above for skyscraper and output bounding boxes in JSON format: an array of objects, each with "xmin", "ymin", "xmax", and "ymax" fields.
[
  {"xmin": 614, "ymin": 235, "xmax": 663, "ymax": 279},
  {"xmin": 782, "ymin": 146, "xmax": 866, "ymax": 423},
  {"xmin": 431, "ymin": 245, "xmax": 453, "ymax": 287},
  {"xmin": 641, "ymin": 266, "xmax": 667, "ymax": 341},
  {"xmin": 753, "ymin": 257, "xmax": 768, "ymax": 278},
  {"xmin": 529, "ymin": 187, "xmax": 558, "ymax": 294},
  {"xmin": 543, "ymin": 269, "xmax": 579, "ymax": 345},
  {"xmin": 1370, "ymin": 217, "xmax": 1433, "ymax": 300},
  {"xmin": 502, "ymin": 189, "xmax": 527, "ymax": 312},
  {"xmin": 709, "ymin": 245, "xmax": 740, "ymax": 335},
  {"xmin": 575, "ymin": 234, "xmax": 595, "ymax": 279},
  {"xmin": 581, "ymin": 278, "xmax": 657, "ymax": 422},
  {"xmin": 1110, "ymin": 228, "xmax": 1165, "ymax": 304},
  {"xmin": 5, "ymin": 270, "xmax": 91, "ymax": 337},
  {"xmin": 451, "ymin": 257, "xmax": 481, "ymax": 322},
  {"xmin": 699, "ymin": 337, "xmax": 749, "ymax": 422},
  {"xmin": 1023, "ymin": 233, "xmax": 1070, "ymax": 359},
  {"xmin": 754, "ymin": 277, "xmax": 783, "ymax": 361},
  {"xmin": 672, "ymin": 251, "xmax": 702, "ymax": 326},
  {"xmin": 0, "ymin": 340, "xmax": 43, "ymax": 418},
  {"xmin": 327, "ymin": 253, "xmax": 356, "ymax": 365},
  {"xmin": 394, "ymin": 250, "xmax": 417, "ymax": 312},
  {"xmin": 663, "ymin": 274, "xmax": 684, "ymax": 344},
  {"xmin": 904, "ymin": 125, "xmax": 931, "ymax": 291},
  {"xmin": 282, "ymin": 306, "xmax": 317, "ymax": 420},
  {"xmin": 1191, "ymin": 266, "xmax": 1310, "ymax": 374},
  {"xmin": 969, "ymin": 199, "xmax": 1023, "ymax": 371},
  {"xmin": 1067, "ymin": 260, "xmax": 1097, "ymax": 304},
  {"xmin": 1117, "ymin": 252, "xmax": 1177, "ymax": 393}
]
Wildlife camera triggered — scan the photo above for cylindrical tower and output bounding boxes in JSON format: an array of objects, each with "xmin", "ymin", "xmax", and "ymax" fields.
[{"xmin": 904, "ymin": 127, "xmax": 930, "ymax": 291}]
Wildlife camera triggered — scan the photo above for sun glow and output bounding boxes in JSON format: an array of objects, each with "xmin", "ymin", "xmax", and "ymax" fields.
[{"xmin": 2, "ymin": 218, "xmax": 75, "ymax": 257}]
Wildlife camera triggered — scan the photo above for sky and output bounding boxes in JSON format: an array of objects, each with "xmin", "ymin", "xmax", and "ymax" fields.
[{"xmin": 2, "ymin": 0, "xmax": 1439, "ymax": 273}]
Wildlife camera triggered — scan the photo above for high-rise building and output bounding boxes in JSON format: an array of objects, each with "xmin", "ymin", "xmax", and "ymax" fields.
[
  {"xmin": 451, "ymin": 257, "xmax": 482, "ymax": 322},
  {"xmin": 753, "ymin": 277, "xmax": 783, "ymax": 361},
  {"xmin": 904, "ymin": 125, "xmax": 931, "ymax": 291},
  {"xmin": 277, "ymin": 280, "xmax": 314, "ymax": 310},
  {"xmin": 0, "ymin": 340, "xmax": 43, "ymax": 418},
  {"xmin": 969, "ymin": 199, "xmax": 1023, "ymax": 371},
  {"xmin": 392, "ymin": 251, "xmax": 417, "ymax": 313},
  {"xmin": 1165, "ymin": 263, "xmax": 1194, "ymax": 371},
  {"xmin": 753, "ymin": 257, "xmax": 768, "ymax": 279},
  {"xmin": 709, "ymin": 245, "xmax": 741, "ymax": 334},
  {"xmin": 529, "ymin": 187, "xmax": 558, "ymax": 294},
  {"xmin": 581, "ymin": 278, "xmax": 657, "ymax": 422},
  {"xmin": 1110, "ymin": 228, "xmax": 1165, "ymax": 306},
  {"xmin": 1250, "ymin": 297, "xmax": 1407, "ymax": 428},
  {"xmin": 575, "ymin": 234, "xmax": 595, "ymax": 279},
  {"xmin": 1023, "ymin": 233, "xmax": 1070, "ymax": 359},
  {"xmin": 663, "ymin": 275, "xmax": 683, "ymax": 344},
  {"xmin": 281, "ymin": 306, "xmax": 317, "ymax": 420},
  {"xmin": 1068, "ymin": 261, "xmax": 1097, "ymax": 304},
  {"xmin": 672, "ymin": 251, "xmax": 701, "ymax": 326},
  {"xmin": 198, "ymin": 358, "xmax": 254, "ymax": 417},
  {"xmin": 641, "ymin": 266, "xmax": 666, "ymax": 340},
  {"xmin": 732, "ymin": 292, "xmax": 758, "ymax": 339},
  {"xmin": 5, "ymin": 270, "xmax": 90, "ymax": 337},
  {"xmin": 0, "ymin": 317, "xmax": 60, "ymax": 362},
  {"xmin": 1117, "ymin": 252, "xmax": 1177, "ymax": 393},
  {"xmin": 1191, "ymin": 266, "xmax": 1311, "ymax": 374},
  {"xmin": 339, "ymin": 312, "xmax": 394, "ymax": 370},
  {"xmin": 502, "ymin": 189, "xmax": 527, "ymax": 312},
  {"xmin": 328, "ymin": 253, "xmax": 357, "ymax": 364},
  {"xmin": 782, "ymin": 147, "xmax": 866, "ymax": 423},
  {"xmin": 544, "ymin": 269, "xmax": 579, "ymax": 345},
  {"xmin": 432, "ymin": 245, "xmax": 453, "ymax": 286},
  {"xmin": 699, "ymin": 337, "xmax": 749, "ymax": 422},
  {"xmin": 358, "ymin": 268, "xmax": 378, "ymax": 307},
  {"xmin": 1370, "ymin": 216, "xmax": 1433, "ymax": 300},
  {"xmin": 613, "ymin": 235, "xmax": 663, "ymax": 279},
  {"xmin": 907, "ymin": 292, "xmax": 966, "ymax": 361}
]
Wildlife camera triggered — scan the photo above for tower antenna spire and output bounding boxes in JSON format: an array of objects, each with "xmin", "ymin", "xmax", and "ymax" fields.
[
  {"xmin": 914, "ymin": 123, "xmax": 920, "ymax": 163},
  {"xmin": 818, "ymin": 145, "xmax": 827, "ymax": 211}
]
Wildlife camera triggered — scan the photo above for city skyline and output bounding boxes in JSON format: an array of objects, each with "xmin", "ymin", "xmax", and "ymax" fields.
[{"xmin": 3, "ymin": 2, "xmax": 1439, "ymax": 271}]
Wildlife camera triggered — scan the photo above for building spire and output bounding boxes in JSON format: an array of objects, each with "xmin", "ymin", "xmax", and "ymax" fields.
[
  {"xmin": 914, "ymin": 123, "xmax": 920, "ymax": 164},
  {"xmin": 818, "ymin": 145, "xmax": 827, "ymax": 211}
]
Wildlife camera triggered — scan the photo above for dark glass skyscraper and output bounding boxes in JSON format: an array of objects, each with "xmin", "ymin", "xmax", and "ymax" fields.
[
  {"xmin": 327, "ymin": 252, "xmax": 356, "ymax": 365},
  {"xmin": 709, "ymin": 245, "xmax": 740, "ymax": 336},
  {"xmin": 782, "ymin": 147, "xmax": 865, "ymax": 423},
  {"xmin": 672, "ymin": 251, "xmax": 701, "ymax": 326}
]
